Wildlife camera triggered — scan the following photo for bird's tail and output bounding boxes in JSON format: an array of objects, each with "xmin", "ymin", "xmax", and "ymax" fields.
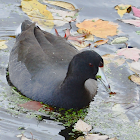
[{"xmin": 15, "ymin": 20, "xmax": 32, "ymax": 36}]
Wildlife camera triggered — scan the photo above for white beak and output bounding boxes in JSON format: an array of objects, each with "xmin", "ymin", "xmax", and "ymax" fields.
[{"xmin": 97, "ymin": 67, "xmax": 111, "ymax": 92}]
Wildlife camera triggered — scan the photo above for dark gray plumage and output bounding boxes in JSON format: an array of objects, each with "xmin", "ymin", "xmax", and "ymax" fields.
[{"xmin": 9, "ymin": 20, "xmax": 107, "ymax": 109}]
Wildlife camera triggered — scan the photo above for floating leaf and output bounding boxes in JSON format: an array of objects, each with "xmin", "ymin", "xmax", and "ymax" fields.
[
  {"xmin": 76, "ymin": 19, "xmax": 118, "ymax": 38},
  {"xmin": 127, "ymin": 61, "xmax": 140, "ymax": 75},
  {"xmin": 102, "ymin": 54, "xmax": 117, "ymax": 59},
  {"xmin": 21, "ymin": 135, "xmax": 31, "ymax": 140},
  {"xmin": 129, "ymin": 74, "xmax": 140, "ymax": 85},
  {"xmin": 136, "ymin": 31, "xmax": 140, "ymax": 35},
  {"xmin": 109, "ymin": 138, "xmax": 118, "ymax": 140},
  {"xmin": 115, "ymin": 4, "xmax": 131, "ymax": 18},
  {"xmin": 117, "ymin": 48, "xmax": 140, "ymax": 61},
  {"xmin": 19, "ymin": 101, "xmax": 53, "ymax": 111},
  {"xmin": 77, "ymin": 29, "xmax": 94, "ymax": 41},
  {"xmin": 47, "ymin": 7, "xmax": 78, "ymax": 26},
  {"xmin": 109, "ymin": 92, "xmax": 117, "ymax": 95},
  {"xmin": 112, "ymin": 104, "xmax": 126, "ymax": 112},
  {"xmin": 132, "ymin": 6, "xmax": 140, "ymax": 18},
  {"xmin": 43, "ymin": 0, "xmax": 76, "ymax": 11},
  {"xmin": 102, "ymin": 54, "xmax": 117, "ymax": 65},
  {"xmin": 19, "ymin": 101, "xmax": 43, "ymax": 111},
  {"xmin": 122, "ymin": 19, "xmax": 140, "ymax": 27},
  {"xmin": 111, "ymin": 37, "xmax": 128, "ymax": 44},
  {"xmin": 84, "ymin": 34, "xmax": 94, "ymax": 41},
  {"xmin": 70, "ymin": 41, "xmax": 90, "ymax": 50},
  {"xmin": 21, "ymin": 0, "xmax": 54, "ymax": 30},
  {"xmin": 76, "ymin": 136, "xmax": 85, "ymax": 140},
  {"xmin": 114, "ymin": 58, "xmax": 125, "ymax": 66},
  {"xmin": 17, "ymin": 134, "xmax": 32, "ymax": 140},
  {"xmin": 94, "ymin": 39, "xmax": 108, "ymax": 47},
  {"xmin": 103, "ymin": 59, "xmax": 111, "ymax": 65},
  {"xmin": 85, "ymin": 134, "xmax": 108, "ymax": 140},
  {"xmin": 74, "ymin": 119, "xmax": 92, "ymax": 132},
  {"xmin": 77, "ymin": 28, "xmax": 91, "ymax": 35},
  {"xmin": 64, "ymin": 29, "xmax": 86, "ymax": 43},
  {"xmin": 0, "ymin": 40, "xmax": 7, "ymax": 49},
  {"xmin": 102, "ymin": 54, "xmax": 125, "ymax": 66}
]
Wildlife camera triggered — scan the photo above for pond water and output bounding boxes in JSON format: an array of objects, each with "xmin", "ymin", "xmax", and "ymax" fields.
[{"xmin": 0, "ymin": 0, "xmax": 140, "ymax": 139}]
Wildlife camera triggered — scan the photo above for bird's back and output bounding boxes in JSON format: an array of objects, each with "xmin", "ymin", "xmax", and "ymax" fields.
[{"xmin": 9, "ymin": 20, "xmax": 78, "ymax": 102}]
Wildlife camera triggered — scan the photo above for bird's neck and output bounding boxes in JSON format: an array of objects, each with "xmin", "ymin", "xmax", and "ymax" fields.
[{"xmin": 48, "ymin": 75, "xmax": 92, "ymax": 109}]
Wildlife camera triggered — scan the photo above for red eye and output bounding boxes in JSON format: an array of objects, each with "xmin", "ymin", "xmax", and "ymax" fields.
[{"xmin": 89, "ymin": 63, "xmax": 93, "ymax": 67}]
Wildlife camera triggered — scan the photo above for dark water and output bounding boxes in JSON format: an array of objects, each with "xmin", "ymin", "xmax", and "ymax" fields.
[{"xmin": 0, "ymin": 0, "xmax": 140, "ymax": 139}]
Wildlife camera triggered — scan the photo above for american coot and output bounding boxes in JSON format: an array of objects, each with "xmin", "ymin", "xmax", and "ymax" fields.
[{"xmin": 8, "ymin": 20, "xmax": 110, "ymax": 109}]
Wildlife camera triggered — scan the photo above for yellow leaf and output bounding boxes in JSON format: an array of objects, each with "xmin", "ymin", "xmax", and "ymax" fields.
[
  {"xmin": 0, "ymin": 40, "xmax": 7, "ymax": 49},
  {"xmin": 43, "ymin": 0, "xmax": 76, "ymax": 11},
  {"xmin": 70, "ymin": 41, "xmax": 89, "ymax": 50},
  {"xmin": 84, "ymin": 34, "xmax": 94, "ymax": 41},
  {"xmin": 21, "ymin": 0, "xmax": 46, "ymax": 12},
  {"xmin": 21, "ymin": 0, "xmax": 54, "ymax": 30},
  {"xmin": 76, "ymin": 19, "xmax": 118, "ymax": 38},
  {"xmin": 115, "ymin": 4, "xmax": 131, "ymax": 18},
  {"xmin": 130, "ymin": 74, "xmax": 140, "ymax": 85}
]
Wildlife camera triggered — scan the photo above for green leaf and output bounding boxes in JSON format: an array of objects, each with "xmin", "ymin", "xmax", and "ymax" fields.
[
  {"xmin": 136, "ymin": 31, "xmax": 140, "ymax": 35},
  {"xmin": 111, "ymin": 37, "xmax": 128, "ymax": 44}
]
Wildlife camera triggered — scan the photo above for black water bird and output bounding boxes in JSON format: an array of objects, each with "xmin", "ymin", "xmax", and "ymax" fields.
[{"xmin": 8, "ymin": 20, "xmax": 110, "ymax": 109}]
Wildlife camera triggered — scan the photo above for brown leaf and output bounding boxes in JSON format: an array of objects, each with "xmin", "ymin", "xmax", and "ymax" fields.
[
  {"xmin": 76, "ymin": 19, "xmax": 118, "ymax": 38},
  {"xmin": 19, "ymin": 101, "xmax": 44, "ymax": 111},
  {"xmin": 94, "ymin": 39, "xmax": 108, "ymax": 47},
  {"xmin": 109, "ymin": 92, "xmax": 117, "ymax": 95}
]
